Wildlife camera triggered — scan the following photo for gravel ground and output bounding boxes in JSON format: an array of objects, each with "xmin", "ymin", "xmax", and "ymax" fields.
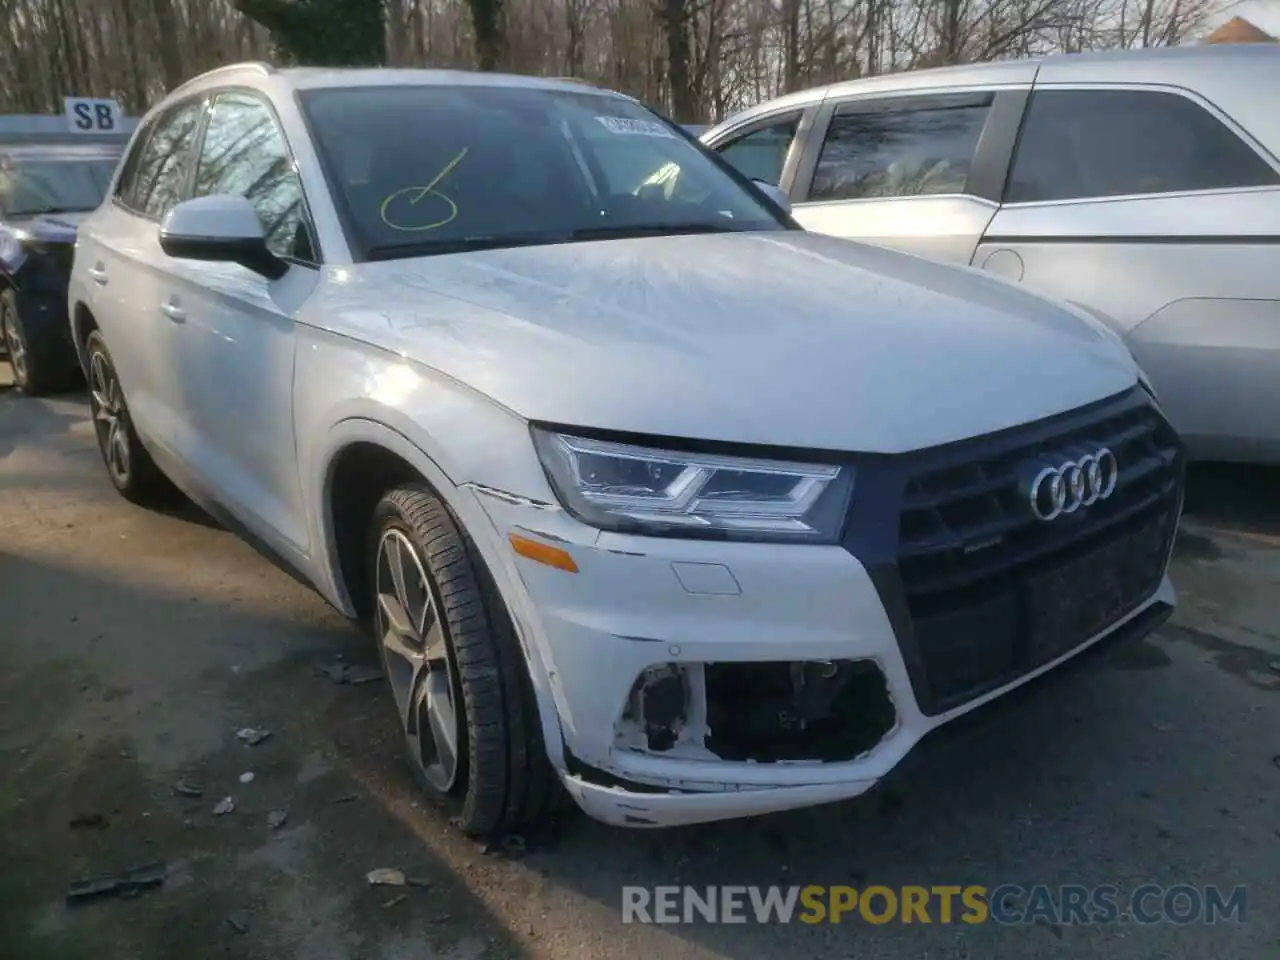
[{"xmin": 2, "ymin": 377, "xmax": 1278, "ymax": 960}]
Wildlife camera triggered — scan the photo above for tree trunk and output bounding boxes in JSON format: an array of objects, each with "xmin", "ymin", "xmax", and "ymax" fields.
[
  {"xmin": 234, "ymin": 0, "xmax": 386, "ymax": 65},
  {"xmin": 565, "ymin": 0, "xmax": 585, "ymax": 76},
  {"xmin": 782, "ymin": 0, "xmax": 801, "ymax": 92},
  {"xmin": 150, "ymin": 0, "xmax": 186, "ymax": 90},
  {"xmin": 658, "ymin": 0, "xmax": 694, "ymax": 121},
  {"xmin": 115, "ymin": 0, "xmax": 151, "ymax": 110},
  {"xmin": 469, "ymin": 0, "xmax": 504, "ymax": 69}
]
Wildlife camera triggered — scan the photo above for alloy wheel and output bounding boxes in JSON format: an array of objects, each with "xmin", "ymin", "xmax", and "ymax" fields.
[
  {"xmin": 2, "ymin": 300, "xmax": 27, "ymax": 386},
  {"xmin": 374, "ymin": 528, "xmax": 462, "ymax": 793},
  {"xmin": 88, "ymin": 349, "xmax": 131, "ymax": 485}
]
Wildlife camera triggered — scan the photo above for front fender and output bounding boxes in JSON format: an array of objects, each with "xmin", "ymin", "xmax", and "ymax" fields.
[
  {"xmin": 313, "ymin": 417, "xmax": 570, "ymax": 773},
  {"xmin": 294, "ymin": 329, "xmax": 571, "ymax": 772}
]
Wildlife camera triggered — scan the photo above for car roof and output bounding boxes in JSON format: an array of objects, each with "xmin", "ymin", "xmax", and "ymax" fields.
[
  {"xmin": 167, "ymin": 61, "xmax": 634, "ymax": 103},
  {"xmin": 0, "ymin": 142, "xmax": 123, "ymax": 161},
  {"xmin": 0, "ymin": 114, "xmax": 137, "ymax": 137},
  {"xmin": 705, "ymin": 44, "xmax": 1280, "ymax": 138},
  {"xmin": 828, "ymin": 43, "xmax": 1280, "ymax": 98},
  {"xmin": 281, "ymin": 66, "xmax": 625, "ymax": 95}
]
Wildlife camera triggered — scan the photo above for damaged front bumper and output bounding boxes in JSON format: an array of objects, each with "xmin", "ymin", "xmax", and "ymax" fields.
[{"xmin": 472, "ymin": 487, "xmax": 1177, "ymax": 829}]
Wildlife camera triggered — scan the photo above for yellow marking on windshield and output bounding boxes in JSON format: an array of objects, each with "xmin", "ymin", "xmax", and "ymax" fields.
[{"xmin": 378, "ymin": 147, "xmax": 469, "ymax": 232}]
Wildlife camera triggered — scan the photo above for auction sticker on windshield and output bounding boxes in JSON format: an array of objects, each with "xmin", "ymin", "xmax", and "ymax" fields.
[{"xmin": 595, "ymin": 116, "xmax": 676, "ymax": 138}]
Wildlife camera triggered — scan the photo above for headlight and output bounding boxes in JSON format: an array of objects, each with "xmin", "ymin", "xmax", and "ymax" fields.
[
  {"xmin": 0, "ymin": 228, "xmax": 26, "ymax": 272},
  {"xmin": 531, "ymin": 428, "xmax": 854, "ymax": 542}
]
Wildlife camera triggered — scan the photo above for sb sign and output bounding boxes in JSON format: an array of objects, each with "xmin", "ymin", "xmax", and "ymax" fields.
[{"xmin": 64, "ymin": 96, "xmax": 123, "ymax": 133}]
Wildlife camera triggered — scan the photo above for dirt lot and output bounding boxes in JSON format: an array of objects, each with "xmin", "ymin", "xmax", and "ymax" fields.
[{"xmin": 2, "ymin": 376, "xmax": 1278, "ymax": 960}]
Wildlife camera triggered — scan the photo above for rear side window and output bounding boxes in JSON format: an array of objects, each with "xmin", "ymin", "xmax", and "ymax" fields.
[
  {"xmin": 113, "ymin": 129, "xmax": 151, "ymax": 208},
  {"xmin": 714, "ymin": 114, "xmax": 801, "ymax": 186},
  {"xmin": 122, "ymin": 99, "xmax": 203, "ymax": 219},
  {"xmin": 1005, "ymin": 88, "xmax": 1280, "ymax": 204},
  {"xmin": 808, "ymin": 94, "xmax": 992, "ymax": 202}
]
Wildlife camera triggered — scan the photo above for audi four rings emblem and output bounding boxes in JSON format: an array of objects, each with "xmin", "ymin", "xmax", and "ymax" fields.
[{"xmin": 1024, "ymin": 448, "xmax": 1119, "ymax": 522}]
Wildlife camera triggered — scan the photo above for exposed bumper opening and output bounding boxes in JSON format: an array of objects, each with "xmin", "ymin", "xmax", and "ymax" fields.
[
  {"xmin": 704, "ymin": 660, "xmax": 896, "ymax": 762},
  {"xmin": 617, "ymin": 659, "xmax": 897, "ymax": 764}
]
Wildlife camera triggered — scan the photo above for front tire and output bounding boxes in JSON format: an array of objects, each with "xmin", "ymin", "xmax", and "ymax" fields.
[
  {"xmin": 84, "ymin": 330, "xmax": 174, "ymax": 506},
  {"xmin": 368, "ymin": 483, "xmax": 559, "ymax": 835}
]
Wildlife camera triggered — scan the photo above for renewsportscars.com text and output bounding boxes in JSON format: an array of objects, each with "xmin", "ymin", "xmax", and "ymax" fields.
[{"xmin": 622, "ymin": 884, "xmax": 1247, "ymax": 926}]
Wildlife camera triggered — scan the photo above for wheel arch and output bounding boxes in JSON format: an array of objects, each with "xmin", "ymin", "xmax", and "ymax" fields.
[
  {"xmin": 317, "ymin": 418, "xmax": 569, "ymax": 772},
  {"xmin": 326, "ymin": 438, "xmax": 422, "ymax": 620},
  {"xmin": 71, "ymin": 301, "xmax": 99, "ymax": 375}
]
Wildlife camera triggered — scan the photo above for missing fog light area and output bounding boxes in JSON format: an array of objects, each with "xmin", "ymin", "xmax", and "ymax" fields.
[
  {"xmin": 619, "ymin": 664, "xmax": 708, "ymax": 754},
  {"xmin": 706, "ymin": 660, "xmax": 897, "ymax": 762},
  {"xmin": 617, "ymin": 660, "xmax": 897, "ymax": 763}
]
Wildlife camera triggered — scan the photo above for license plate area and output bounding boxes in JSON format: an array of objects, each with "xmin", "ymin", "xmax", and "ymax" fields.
[{"xmin": 1025, "ymin": 510, "xmax": 1174, "ymax": 664}]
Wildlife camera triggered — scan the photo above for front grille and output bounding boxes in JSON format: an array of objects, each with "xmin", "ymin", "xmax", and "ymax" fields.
[{"xmin": 887, "ymin": 388, "xmax": 1183, "ymax": 714}]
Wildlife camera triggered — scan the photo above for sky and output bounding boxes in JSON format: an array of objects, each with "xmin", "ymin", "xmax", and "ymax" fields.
[{"xmin": 1193, "ymin": 0, "xmax": 1280, "ymax": 37}]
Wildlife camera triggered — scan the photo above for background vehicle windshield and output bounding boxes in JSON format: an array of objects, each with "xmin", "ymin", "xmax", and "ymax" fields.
[
  {"xmin": 0, "ymin": 156, "xmax": 119, "ymax": 217},
  {"xmin": 300, "ymin": 84, "xmax": 787, "ymax": 259}
]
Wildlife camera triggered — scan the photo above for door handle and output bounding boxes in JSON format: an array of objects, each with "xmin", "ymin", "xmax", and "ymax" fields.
[
  {"xmin": 87, "ymin": 265, "xmax": 108, "ymax": 285},
  {"xmin": 161, "ymin": 300, "xmax": 186, "ymax": 322}
]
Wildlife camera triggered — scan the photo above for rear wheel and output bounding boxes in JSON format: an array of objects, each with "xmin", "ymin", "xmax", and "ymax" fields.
[
  {"xmin": 85, "ymin": 330, "xmax": 174, "ymax": 506},
  {"xmin": 368, "ymin": 483, "xmax": 559, "ymax": 835},
  {"xmin": 1, "ymin": 289, "xmax": 79, "ymax": 397}
]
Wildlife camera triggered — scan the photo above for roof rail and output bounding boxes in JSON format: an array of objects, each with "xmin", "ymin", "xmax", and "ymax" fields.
[
  {"xmin": 168, "ymin": 61, "xmax": 275, "ymax": 98},
  {"xmin": 551, "ymin": 76, "xmax": 596, "ymax": 86}
]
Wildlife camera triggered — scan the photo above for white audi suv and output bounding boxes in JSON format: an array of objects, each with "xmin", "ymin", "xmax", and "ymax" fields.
[{"xmin": 67, "ymin": 63, "xmax": 1184, "ymax": 833}]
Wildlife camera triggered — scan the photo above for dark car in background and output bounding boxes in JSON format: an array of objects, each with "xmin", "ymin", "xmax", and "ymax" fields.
[{"xmin": 1, "ymin": 132, "xmax": 127, "ymax": 395}]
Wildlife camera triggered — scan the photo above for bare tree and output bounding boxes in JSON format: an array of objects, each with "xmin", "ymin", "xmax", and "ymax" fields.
[{"xmin": 0, "ymin": 0, "xmax": 1219, "ymax": 121}]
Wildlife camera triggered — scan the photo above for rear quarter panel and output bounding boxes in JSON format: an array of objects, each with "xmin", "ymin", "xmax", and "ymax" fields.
[
  {"xmin": 978, "ymin": 53, "xmax": 1280, "ymax": 461},
  {"xmin": 977, "ymin": 189, "xmax": 1280, "ymax": 462},
  {"xmin": 978, "ymin": 188, "xmax": 1280, "ymax": 332}
]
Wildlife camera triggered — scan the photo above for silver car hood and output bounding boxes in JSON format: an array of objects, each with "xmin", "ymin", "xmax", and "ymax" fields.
[{"xmin": 311, "ymin": 230, "xmax": 1139, "ymax": 453}]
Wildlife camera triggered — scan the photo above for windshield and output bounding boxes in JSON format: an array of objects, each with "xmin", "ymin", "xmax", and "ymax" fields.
[
  {"xmin": 0, "ymin": 156, "xmax": 119, "ymax": 217},
  {"xmin": 299, "ymin": 84, "xmax": 788, "ymax": 260}
]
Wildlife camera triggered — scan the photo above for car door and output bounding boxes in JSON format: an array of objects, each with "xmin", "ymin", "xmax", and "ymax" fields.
[
  {"xmin": 157, "ymin": 89, "xmax": 320, "ymax": 560},
  {"xmin": 786, "ymin": 89, "xmax": 1025, "ymax": 265},
  {"xmin": 976, "ymin": 83, "xmax": 1280, "ymax": 459},
  {"xmin": 81, "ymin": 97, "xmax": 205, "ymax": 448}
]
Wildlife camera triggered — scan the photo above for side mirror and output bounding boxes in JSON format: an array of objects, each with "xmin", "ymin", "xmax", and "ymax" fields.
[
  {"xmin": 159, "ymin": 195, "xmax": 287, "ymax": 280},
  {"xmin": 752, "ymin": 179, "xmax": 792, "ymax": 215}
]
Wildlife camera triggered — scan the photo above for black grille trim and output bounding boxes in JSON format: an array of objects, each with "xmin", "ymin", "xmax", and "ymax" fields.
[
  {"xmin": 897, "ymin": 389, "xmax": 1176, "ymax": 597},
  {"xmin": 843, "ymin": 387, "xmax": 1185, "ymax": 717}
]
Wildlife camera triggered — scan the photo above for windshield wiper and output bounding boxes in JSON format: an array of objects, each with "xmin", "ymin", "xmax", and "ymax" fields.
[
  {"xmin": 363, "ymin": 223, "xmax": 760, "ymax": 261},
  {"xmin": 568, "ymin": 222, "xmax": 753, "ymax": 241},
  {"xmin": 365, "ymin": 232, "xmax": 569, "ymax": 261}
]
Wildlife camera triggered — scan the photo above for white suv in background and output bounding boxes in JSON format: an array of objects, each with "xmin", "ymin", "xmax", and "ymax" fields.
[
  {"xmin": 68, "ymin": 63, "xmax": 1184, "ymax": 834},
  {"xmin": 702, "ymin": 45, "xmax": 1280, "ymax": 464}
]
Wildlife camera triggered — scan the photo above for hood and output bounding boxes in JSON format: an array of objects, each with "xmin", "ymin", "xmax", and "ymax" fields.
[
  {"xmin": 316, "ymin": 230, "xmax": 1139, "ymax": 453},
  {"xmin": 9, "ymin": 210, "xmax": 89, "ymax": 243}
]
